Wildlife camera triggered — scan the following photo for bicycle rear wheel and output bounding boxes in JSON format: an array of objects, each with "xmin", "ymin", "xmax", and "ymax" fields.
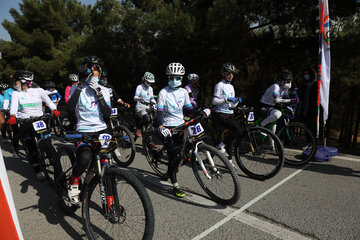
[
  {"xmin": 235, "ymin": 126, "xmax": 284, "ymax": 180},
  {"xmin": 192, "ymin": 143, "xmax": 241, "ymax": 205},
  {"xmin": 54, "ymin": 146, "xmax": 79, "ymax": 215},
  {"xmin": 38, "ymin": 139, "xmax": 57, "ymax": 188},
  {"xmin": 83, "ymin": 168, "xmax": 155, "ymax": 240},
  {"xmin": 142, "ymin": 131, "xmax": 169, "ymax": 179},
  {"xmin": 112, "ymin": 125, "xmax": 136, "ymax": 167},
  {"xmin": 277, "ymin": 122, "xmax": 316, "ymax": 166}
]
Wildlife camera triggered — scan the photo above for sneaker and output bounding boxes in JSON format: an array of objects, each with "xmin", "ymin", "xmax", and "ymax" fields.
[
  {"xmin": 173, "ymin": 187, "xmax": 186, "ymax": 198},
  {"xmin": 149, "ymin": 143, "xmax": 158, "ymax": 149},
  {"xmin": 228, "ymin": 159, "xmax": 237, "ymax": 170},
  {"xmin": 136, "ymin": 130, "xmax": 142, "ymax": 137},
  {"xmin": 68, "ymin": 184, "xmax": 81, "ymax": 205},
  {"xmin": 219, "ymin": 147, "xmax": 229, "ymax": 157},
  {"xmin": 35, "ymin": 172, "xmax": 45, "ymax": 182}
]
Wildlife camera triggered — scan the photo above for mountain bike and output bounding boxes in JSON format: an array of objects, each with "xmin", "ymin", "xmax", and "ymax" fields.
[
  {"xmin": 142, "ymin": 114, "xmax": 241, "ymax": 205},
  {"xmin": 54, "ymin": 133, "xmax": 155, "ymax": 240},
  {"xmin": 255, "ymin": 103, "xmax": 317, "ymax": 166},
  {"xmin": 18, "ymin": 115, "xmax": 58, "ymax": 187},
  {"xmin": 207, "ymin": 105, "xmax": 285, "ymax": 180},
  {"xmin": 108, "ymin": 107, "xmax": 136, "ymax": 167}
]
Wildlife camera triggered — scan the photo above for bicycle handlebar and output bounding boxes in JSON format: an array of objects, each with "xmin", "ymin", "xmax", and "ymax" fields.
[
  {"xmin": 229, "ymin": 105, "xmax": 254, "ymax": 112},
  {"xmin": 169, "ymin": 114, "xmax": 205, "ymax": 134}
]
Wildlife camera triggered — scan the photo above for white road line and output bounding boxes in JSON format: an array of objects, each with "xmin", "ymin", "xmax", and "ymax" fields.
[
  {"xmin": 132, "ymin": 165, "xmax": 311, "ymax": 240},
  {"xmin": 332, "ymin": 155, "xmax": 360, "ymax": 162},
  {"xmin": 192, "ymin": 164, "xmax": 310, "ymax": 240}
]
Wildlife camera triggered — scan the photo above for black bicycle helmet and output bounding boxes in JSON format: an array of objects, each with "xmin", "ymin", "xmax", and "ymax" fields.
[
  {"xmin": 221, "ymin": 63, "xmax": 236, "ymax": 78},
  {"xmin": 277, "ymin": 72, "xmax": 293, "ymax": 84},
  {"xmin": 12, "ymin": 70, "xmax": 34, "ymax": 83},
  {"xmin": 45, "ymin": 81, "xmax": 56, "ymax": 89}
]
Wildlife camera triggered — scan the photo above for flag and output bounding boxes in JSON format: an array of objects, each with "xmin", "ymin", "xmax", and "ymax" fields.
[{"xmin": 317, "ymin": 0, "xmax": 331, "ymax": 137}]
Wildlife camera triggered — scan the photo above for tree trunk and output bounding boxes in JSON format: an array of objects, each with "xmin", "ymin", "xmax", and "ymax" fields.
[{"xmin": 352, "ymin": 103, "xmax": 360, "ymax": 148}]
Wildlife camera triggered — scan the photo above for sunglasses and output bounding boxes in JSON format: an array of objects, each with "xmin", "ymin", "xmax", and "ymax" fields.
[
  {"xmin": 170, "ymin": 76, "xmax": 183, "ymax": 81},
  {"xmin": 87, "ymin": 64, "xmax": 101, "ymax": 71}
]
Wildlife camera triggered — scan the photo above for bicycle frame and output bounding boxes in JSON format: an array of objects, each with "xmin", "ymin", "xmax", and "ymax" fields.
[
  {"xmin": 63, "ymin": 135, "xmax": 121, "ymax": 218},
  {"xmin": 171, "ymin": 118, "xmax": 217, "ymax": 180}
]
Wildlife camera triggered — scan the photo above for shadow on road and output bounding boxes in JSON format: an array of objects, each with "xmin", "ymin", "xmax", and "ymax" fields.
[
  {"xmin": 1, "ymin": 140, "xmax": 86, "ymax": 239},
  {"xmin": 284, "ymin": 160, "xmax": 360, "ymax": 178},
  {"xmin": 126, "ymin": 166, "xmax": 230, "ymax": 211}
]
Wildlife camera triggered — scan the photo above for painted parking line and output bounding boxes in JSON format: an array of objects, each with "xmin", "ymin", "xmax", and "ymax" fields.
[
  {"xmin": 332, "ymin": 155, "xmax": 360, "ymax": 162},
  {"xmin": 192, "ymin": 164, "xmax": 311, "ymax": 240},
  {"xmin": 131, "ymin": 165, "xmax": 311, "ymax": 240}
]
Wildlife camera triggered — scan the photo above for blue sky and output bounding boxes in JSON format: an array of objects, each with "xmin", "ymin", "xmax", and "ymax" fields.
[{"xmin": 0, "ymin": 0, "xmax": 98, "ymax": 41}]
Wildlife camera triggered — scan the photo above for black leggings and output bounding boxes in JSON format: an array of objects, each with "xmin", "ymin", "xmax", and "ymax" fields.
[
  {"xmin": 164, "ymin": 133, "xmax": 182, "ymax": 184},
  {"xmin": 19, "ymin": 122, "xmax": 41, "ymax": 173},
  {"xmin": 214, "ymin": 112, "xmax": 242, "ymax": 159},
  {"xmin": 73, "ymin": 143, "xmax": 92, "ymax": 177}
]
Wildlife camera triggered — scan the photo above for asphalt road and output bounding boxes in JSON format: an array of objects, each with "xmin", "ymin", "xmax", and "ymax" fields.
[{"xmin": 1, "ymin": 137, "xmax": 360, "ymax": 240}]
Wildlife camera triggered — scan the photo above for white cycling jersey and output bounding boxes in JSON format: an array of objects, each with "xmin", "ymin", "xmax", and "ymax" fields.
[
  {"xmin": 157, "ymin": 86, "xmax": 192, "ymax": 127},
  {"xmin": 10, "ymin": 88, "xmax": 56, "ymax": 119},
  {"xmin": 134, "ymin": 83, "xmax": 154, "ymax": 109},
  {"xmin": 212, "ymin": 80, "xmax": 235, "ymax": 114},
  {"xmin": 75, "ymin": 85, "xmax": 111, "ymax": 133},
  {"xmin": 260, "ymin": 83, "xmax": 288, "ymax": 106}
]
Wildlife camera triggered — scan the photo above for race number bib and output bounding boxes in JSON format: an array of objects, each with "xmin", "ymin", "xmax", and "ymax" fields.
[
  {"xmin": 33, "ymin": 120, "xmax": 47, "ymax": 131},
  {"xmin": 99, "ymin": 133, "xmax": 112, "ymax": 148},
  {"xmin": 247, "ymin": 112, "xmax": 255, "ymax": 122},
  {"xmin": 111, "ymin": 108, "xmax": 118, "ymax": 116},
  {"xmin": 16, "ymin": 112, "xmax": 21, "ymax": 118},
  {"xmin": 188, "ymin": 123, "xmax": 204, "ymax": 137}
]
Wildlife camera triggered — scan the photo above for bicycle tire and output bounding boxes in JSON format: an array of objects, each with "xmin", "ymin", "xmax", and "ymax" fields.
[
  {"xmin": 142, "ymin": 131, "xmax": 169, "ymax": 179},
  {"xmin": 235, "ymin": 126, "xmax": 284, "ymax": 180},
  {"xmin": 83, "ymin": 167, "xmax": 155, "ymax": 240},
  {"xmin": 38, "ymin": 139, "xmax": 57, "ymax": 188},
  {"xmin": 277, "ymin": 122, "xmax": 317, "ymax": 166},
  {"xmin": 54, "ymin": 146, "xmax": 79, "ymax": 215},
  {"xmin": 112, "ymin": 125, "xmax": 136, "ymax": 167},
  {"xmin": 192, "ymin": 143, "xmax": 241, "ymax": 205}
]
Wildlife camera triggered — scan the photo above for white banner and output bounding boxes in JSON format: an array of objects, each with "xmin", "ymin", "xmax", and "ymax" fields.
[{"xmin": 319, "ymin": 0, "xmax": 331, "ymax": 123}]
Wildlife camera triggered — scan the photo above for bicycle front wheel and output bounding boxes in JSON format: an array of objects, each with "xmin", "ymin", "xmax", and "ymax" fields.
[
  {"xmin": 112, "ymin": 125, "xmax": 136, "ymax": 167},
  {"xmin": 83, "ymin": 167, "xmax": 155, "ymax": 240},
  {"xmin": 235, "ymin": 126, "xmax": 284, "ymax": 180},
  {"xmin": 277, "ymin": 122, "xmax": 317, "ymax": 166},
  {"xmin": 192, "ymin": 143, "xmax": 241, "ymax": 205},
  {"xmin": 38, "ymin": 139, "xmax": 57, "ymax": 188}
]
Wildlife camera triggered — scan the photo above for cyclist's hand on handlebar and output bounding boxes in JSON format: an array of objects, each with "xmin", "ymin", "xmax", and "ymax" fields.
[
  {"xmin": 53, "ymin": 109, "xmax": 61, "ymax": 117},
  {"xmin": 160, "ymin": 127, "xmax": 172, "ymax": 138},
  {"xmin": 291, "ymin": 98, "xmax": 300, "ymax": 104},
  {"xmin": 124, "ymin": 103, "xmax": 130, "ymax": 108},
  {"xmin": 227, "ymin": 97, "xmax": 239, "ymax": 103},
  {"xmin": 202, "ymin": 108, "xmax": 211, "ymax": 118},
  {"xmin": 150, "ymin": 99, "xmax": 157, "ymax": 105},
  {"xmin": 8, "ymin": 116, "xmax": 16, "ymax": 125}
]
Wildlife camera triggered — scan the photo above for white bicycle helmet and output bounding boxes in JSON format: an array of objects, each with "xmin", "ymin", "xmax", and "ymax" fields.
[
  {"xmin": 143, "ymin": 72, "xmax": 155, "ymax": 83},
  {"xmin": 69, "ymin": 74, "xmax": 79, "ymax": 82},
  {"xmin": 187, "ymin": 73, "xmax": 199, "ymax": 83},
  {"xmin": 12, "ymin": 70, "xmax": 34, "ymax": 83},
  {"xmin": 166, "ymin": 62, "xmax": 185, "ymax": 76}
]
